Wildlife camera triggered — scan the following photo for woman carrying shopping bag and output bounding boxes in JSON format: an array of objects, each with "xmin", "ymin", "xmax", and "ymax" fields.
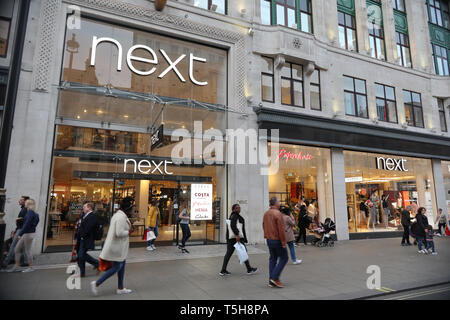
[
  {"xmin": 178, "ymin": 202, "xmax": 191, "ymax": 254},
  {"xmin": 146, "ymin": 199, "xmax": 161, "ymax": 251}
]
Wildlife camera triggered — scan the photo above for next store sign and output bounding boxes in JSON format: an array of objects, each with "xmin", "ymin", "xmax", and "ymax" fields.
[{"xmin": 376, "ymin": 157, "xmax": 408, "ymax": 172}]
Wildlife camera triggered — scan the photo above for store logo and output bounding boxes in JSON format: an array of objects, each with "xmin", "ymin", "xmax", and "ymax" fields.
[
  {"xmin": 376, "ymin": 157, "xmax": 408, "ymax": 172},
  {"xmin": 276, "ymin": 149, "xmax": 314, "ymax": 162},
  {"xmin": 123, "ymin": 159, "xmax": 173, "ymax": 175},
  {"xmin": 90, "ymin": 36, "xmax": 208, "ymax": 85}
]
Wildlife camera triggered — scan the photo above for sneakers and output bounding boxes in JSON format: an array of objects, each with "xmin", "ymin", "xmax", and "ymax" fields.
[
  {"xmin": 432, "ymin": 252, "xmax": 438, "ymax": 255},
  {"xmin": 151, "ymin": 244, "xmax": 156, "ymax": 250},
  {"xmin": 6, "ymin": 266, "xmax": 21, "ymax": 273},
  {"xmin": 293, "ymin": 259, "xmax": 302, "ymax": 265},
  {"xmin": 247, "ymin": 267, "xmax": 258, "ymax": 275},
  {"xmin": 418, "ymin": 249, "xmax": 426, "ymax": 254},
  {"xmin": 146, "ymin": 246, "xmax": 154, "ymax": 251},
  {"xmin": 219, "ymin": 270, "xmax": 231, "ymax": 276},
  {"xmin": 22, "ymin": 267, "xmax": 34, "ymax": 273},
  {"xmin": 269, "ymin": 279, "xmax": 284, "ymax": 288},
  {"xmin": 117, "ymin": 288, "xmax": 132, "ymax": 295},
  {"xmin": 181, "ymin": 248, "xmax": 190, "ymax": 254},
  {"xmin": 90, "ymin": 281, "xmax": 98, "ymax": 296}
]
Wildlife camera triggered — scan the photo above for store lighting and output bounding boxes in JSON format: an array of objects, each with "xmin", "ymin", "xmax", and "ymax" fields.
[{"xmin": 84, "ymin": 109, "xmax": 87, "ymax": 113}]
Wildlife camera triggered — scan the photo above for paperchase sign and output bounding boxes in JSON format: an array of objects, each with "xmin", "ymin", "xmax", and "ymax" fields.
[
  {"xmin": 376, "ymin": 157, "xmax": 408, "ymax": 172},
  {"xmin": 191, "ymin": 184, "xmax": 213, "ymax": 221}
]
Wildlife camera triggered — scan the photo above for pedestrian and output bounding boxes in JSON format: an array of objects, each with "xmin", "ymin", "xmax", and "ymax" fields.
[
  {"xmin": 263, "ymin": 197, "xmax": 288, "ymax": 288},
  {"xmin": 280, "ymin": 206, "xmax": 302, "ymax": 265},
  {"xmin": 219, "ymin": 204, "xmax": 258, "ymax": 276},
  {"xmin": 400, "ymin": 205, "xmax": 413, "ymax": 246},
  {"xmin": 146, "ymin": 199, "xmax": 160, "ymax": 251},
  {"xmin": 76, "ymin": 202, "xmax": 99, "ymax": 277},
  {"xmin": 434, "ymin": 208, "xmax": 449, "ymax": 237},
  {"xmin": 8, "ymin": 199, "xmax": 39, "ymax": 273},
  {"xmin": 91, "ymin": 196, "xmax": 134, "ymax": 296},
  {"xmin": 1, "ymin": 196, "xmax": 29, "ymax": 269},
  {"xmin": 295, "ymin": 205, "xmax": 310, "ymax": 246},
  {"xmin": 178, "ymin": 202, "xmax": 191, "ymax": 254},
  {"xmin": 414, "ymin": 207, "xmax": 428, "ymax": 254},
  {"xmin": 425, "ymin": 225, "xmax": 438, "ymax": 255}
]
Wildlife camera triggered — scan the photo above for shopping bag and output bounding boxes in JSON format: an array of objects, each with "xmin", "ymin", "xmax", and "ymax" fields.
[
  {"xmin": 446, "ymin": 225, "xmax": 450, "ymax": 236},
  {"xmin": 98, "ymin": 258, "xmax": 113, "ymax": 272},
  {"xmin": 233, "ymin": 242, "xmax": 248, "ymax": 265},
  {"xmin": 147, "ymin": 230, "xmax": 156, "ymax": 241}
]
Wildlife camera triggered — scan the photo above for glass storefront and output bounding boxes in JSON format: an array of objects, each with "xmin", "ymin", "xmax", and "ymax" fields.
[
  {"xmin": 442, "ymin": 161, "xmax": 450, "ymax": 214},
  {"xmin": 45, "ymin": 17, "xmax": 228, "ymax": 251},
  {"xmin": 345, "ymin": 151, "xmax": 438, "ymax": 233},
  {"xmin": 268, "ymin": 143, "xmax": 335, "ymax": 233}
]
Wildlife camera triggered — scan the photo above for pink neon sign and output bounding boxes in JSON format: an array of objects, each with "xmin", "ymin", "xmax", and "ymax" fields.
[{"xmin": 277, "ymin": 149, "xmax": 314, "ymax": 162}]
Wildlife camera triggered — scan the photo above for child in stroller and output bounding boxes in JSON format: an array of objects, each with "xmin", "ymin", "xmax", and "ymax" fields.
[{"xmin": 311, "ymin": 218, "xmax": 336, "ymax": 247}]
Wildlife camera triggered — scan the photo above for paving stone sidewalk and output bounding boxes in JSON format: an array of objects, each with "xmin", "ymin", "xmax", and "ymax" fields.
[{"xmin": 1, "ymin": 237, "xmax": 449, "ymax": 300}]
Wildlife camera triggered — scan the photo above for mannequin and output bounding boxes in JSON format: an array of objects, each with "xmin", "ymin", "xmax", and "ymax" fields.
[
  {"xmin": 381, "ymin": 194, "xmax": 390, "ymax": 228},
  {"xmin": 370, "ymin": 191, "xmax": 380, "ymax": 226}
]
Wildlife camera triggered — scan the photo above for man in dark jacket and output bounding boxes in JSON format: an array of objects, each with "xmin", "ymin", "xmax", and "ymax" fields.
[
  {"xmin": 77, "ymin": 202, "xmax": 99, "ymax": 276},
  {"xmin": 414, "ymin": 207, "xmax": 428, "ymax": 253},
  {"xmin": 401, "ymin": 205, "xmax": 413, "ymax": 246},
  {"xmin": 295, "ymin": 205, "xmax": 310, "ymax": 245},
  {"xmin": 219, "ymin": 204, "xmax": 258, "ymax": 276}
]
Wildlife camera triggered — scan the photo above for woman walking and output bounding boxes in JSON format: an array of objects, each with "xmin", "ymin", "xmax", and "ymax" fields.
[
  {"xmin": 280, "ymin": 206, "xmax": 302, "ymax": 265},
  {"xmin": 91, "ymin": 196, "xmax": 134, "ymax": 296},
  {"xmin": 178, "ymin": 202, "xmax": 191, "ymax": 254},
  {"xmin": 8, "ymin": 199, "xmax": 39, "ymax": 273},
  {"xmin": 414, "ymin": 207, "xmax": 428, "ymax": 254},
  {"xmin": 146, "ymin": 199, "xmax": 161, "ymax": 251}
]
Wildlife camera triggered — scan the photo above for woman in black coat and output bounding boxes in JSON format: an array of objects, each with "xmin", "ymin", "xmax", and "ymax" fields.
[
  {"xmin": 414, "ymin": 207, "xmax": 428, "ymax": 253},
  {"xmin": 295, "ymin": 205, "xmax": 310, "ymax": 245}
]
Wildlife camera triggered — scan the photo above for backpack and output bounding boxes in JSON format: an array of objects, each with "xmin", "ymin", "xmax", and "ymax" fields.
[{"xmin": 94, "ymin": 222, "xmax": 104, "ymax": 241}]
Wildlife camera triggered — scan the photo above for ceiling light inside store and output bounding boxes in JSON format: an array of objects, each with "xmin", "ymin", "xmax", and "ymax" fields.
[
  {"xmin": 84, "ymin": 109, "xmax": 87, "ymax": 113},
  {"xmin": 124, "ymin": 115, "xmax": 129, "ymax": 118}
]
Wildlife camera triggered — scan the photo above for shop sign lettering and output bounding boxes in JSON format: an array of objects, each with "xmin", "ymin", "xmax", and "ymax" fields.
[
  {"xmin": 123, "ymin": 159, "xmax": 173, "ymax": 175},
  {"xmin": 191, "ymin": 184, "xmax": 212, "ymax": 220},
  {"xmin": 276, "ymin": 149, "xmax": 314, "ymax": 162},
  {"xmin": 376, "ymin": 157, "xmax": 408, "ymax": 172},
  {"xmin": 90, "ymin": 36, "xmax": 208, "ymax": 86}
]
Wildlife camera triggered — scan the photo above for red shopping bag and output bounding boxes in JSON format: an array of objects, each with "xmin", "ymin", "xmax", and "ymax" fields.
[{"xmin": 446, "ymin": 225, "xmax": 450, "ymax": 236}]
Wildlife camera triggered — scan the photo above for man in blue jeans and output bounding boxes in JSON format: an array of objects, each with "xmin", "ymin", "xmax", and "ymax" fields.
[{"xmin": 263, "ymin": 197, "xmax": 288, "ymax": 288}]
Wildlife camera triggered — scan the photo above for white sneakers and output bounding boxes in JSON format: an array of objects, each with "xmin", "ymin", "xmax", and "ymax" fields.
[
  {"xmin": 22, "ymin": 267, "xmax": 34, "ymax": 273},
  {"xmin": 152, "ymin": 244, "xmax": 156, "ymax": 250},
  {"xmin": 117, "ymin": 288, "xmax": 132, "ymax": 295},
  {"xmin": 90, "ymin": 280, "xmax": 132, "ymax": 296},
  {"xmin": 146, "ymin": 245, "xmax": 156, "ymax": 251},
  {"xmin": 90, "ymin": 281, "xmax": 98, "ymax": 296},
  {"xmin": 293, "ymin": 259, "xmax": 302, "ymax": 265}
]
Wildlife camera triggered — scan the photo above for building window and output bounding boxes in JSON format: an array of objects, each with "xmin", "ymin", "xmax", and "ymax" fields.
[
  {"xmin": 396, "ymin": 32, "xmax": 412, "ymax": 67},
  {"xmin": 344, "ymin": 76, "xmax": 368, "ymax": 118},
  {"xmin": 369, "ymin": 24, "xmax": 385, "ymax": 60},
  {"xmin": 403, "ymin": 90, "xmax": 424, "ymax": 128},
  {"xmin": 261, "ymin": 56, "xmax": 275, "ymax": 103},
  {"xmin": 375, "ymin": 83, "xmax": 397, "ymax": 123},
  {"xmin": 310, "ymin": 69, "xmax": 321, "ymax": 110},
  {"xmin": 428, "ymin": 0, "xmax": 450, "ymax": 29},
  {"xmin": 261, "ymin": 0, "xmax": 312, "ymax": 33},
  {"xmin": 432, "ymin": 44, "xmax": 450, "ymax": 75},
  {"xmin": 338, "ymin": 11, "xmax": 357, "ymax": 51},
  {"xmin": 193, "ymin": 0, "xmax": 227, "ymax": 14},
  {"xmin": 281, "ymin": 62, "xmax": 303, "ymax": 107},
  {"xmin": 438, "ymin": 98, "xmax": 447, "ymax": 132},
  {"xmin": 0, "ymin": 17, "xmax": 12, "ymax": 58},
  {"xmin": 392, "ymin": 0, "xmax": 406, "ymax": 12}
]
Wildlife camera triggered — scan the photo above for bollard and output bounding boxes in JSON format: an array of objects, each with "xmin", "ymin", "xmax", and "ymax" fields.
[{"xmin": 0, "ymin": 188, "xmax": 6, "ymax": 264}]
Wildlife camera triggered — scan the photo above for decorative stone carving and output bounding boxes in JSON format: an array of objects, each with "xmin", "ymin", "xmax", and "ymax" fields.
[{"xmin": 292, "ymin": 37, "xmax": 302, "ymax": 49}]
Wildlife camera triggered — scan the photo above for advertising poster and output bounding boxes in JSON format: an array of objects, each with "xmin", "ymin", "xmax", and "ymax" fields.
[{"xmin": 191, "ymin": 184, "xmax": 213, "ymax": 220}]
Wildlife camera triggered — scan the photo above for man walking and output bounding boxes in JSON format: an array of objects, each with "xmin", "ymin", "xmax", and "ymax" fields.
[
  {"xmin": 219, "ymin": 204, "xmax": 258, "ymax": 276},
  {"xmin": 263, "ymin": 197, "xmax": 288, "ymax": 288},
  {"xmin": 401, "ymin": 205, "xmax": 413, "ymax": 246},
  {"xmin": 77, "ymin": 202, "xmax": 99, "ymax": 277},
  {"xmin": 1, "ymin": 196, "xmax": 29, "ymax": 269}
]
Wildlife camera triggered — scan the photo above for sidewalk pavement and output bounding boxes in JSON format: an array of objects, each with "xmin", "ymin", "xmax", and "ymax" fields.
[{"xmin": 0, "ymin": 237, "xmax": 449, "ymax": 300}]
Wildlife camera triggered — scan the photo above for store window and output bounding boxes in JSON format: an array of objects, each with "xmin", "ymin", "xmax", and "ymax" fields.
[
  {"xmin": 281, "ymin": 62, "xmax": 303, "ymax": 107},
  {"xmin": 392, "ymin": 0, "xmax": 405, "ymax": 12},
  {"xmin": 438, "ymin": 98, "xmax": 447, "ymax": 132},
  {"xmin": 261, "ymin": 0, "xmax": 313, "ymax": 33},
  {"xmin": 268, "ymin": 143, "xmax": 335, "ymax": 229},
  {"xmin": 345, "ymin": 150, "xmax": 438, "ymax": 233},
  {"xmin": 396, "ymin": 32, "xmax": 411, "ymax": 68},
  {"xmin": 442, "ymin": 161, "xmax": 450, "ymax": 214},
  {"xmin": 193, "ymin": 0, "xmax": 226, "ymax": 14},
  {"xmin": 338, "ymin": 11, "xmax": 357, "ymax": 52},
  {"xmin": 261, "ymin": 56, "xmax": 275, "ymax": 103},
  {"xmin": 375, "ymin": 83, "xmax": 397, "ymax": 123},
  {"xmin": 310, "ymin": 69, "xmax": 321, "ymax": 111},
  {"xmin": 403, "ymin": 90, "xmax": 424, "ymax": 128},
  {"xmin": 344, "ymin": 75, "xmax": 368, "ymax": 118}
]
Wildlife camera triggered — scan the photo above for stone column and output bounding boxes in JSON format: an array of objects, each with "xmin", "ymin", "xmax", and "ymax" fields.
[
  {"xmin": 432, "ymin": 159, "xmax": 447, "ymax": 224},
  {"xmin": 381, "ymin": 0, "xmax": 397, "ymax": 63},
  {"xmin": 331, "ymin": 148, "xmax": 349, "ymax": 240},
  {"xmin": 136, "ymin": 180, "xmax": 149, "ymax": 220},
  {"xmin": 323, "ymin": 0, "xmax": 339, "ymax": 47},
  {"xmin": 311, "ymin": 0, "xmax": 326, "ymax": 42},
  {"xmin": 316, "ymin": 156, "xmax": 326, "ymax": 223},
  {"xmin": 355, "ymin": 0, "xmax": 370, "ymax": 55}
]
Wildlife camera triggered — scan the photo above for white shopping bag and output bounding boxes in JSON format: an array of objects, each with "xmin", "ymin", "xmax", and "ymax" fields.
[
  {"xmin": 233, "ymin": 242, "xmax": 248, "ymax": 265},
  {"xmin": 146, "ymin": 230, "xmax": 156, "ymax": 241}
]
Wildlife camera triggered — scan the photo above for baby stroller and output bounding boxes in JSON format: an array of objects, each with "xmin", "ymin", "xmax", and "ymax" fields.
[{"xmin": 311, "ymin": 218, "xmax": 336, "ymax": 247}]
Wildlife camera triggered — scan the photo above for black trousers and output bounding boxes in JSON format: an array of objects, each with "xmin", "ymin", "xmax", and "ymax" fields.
[
  {"xmin": 437, "ymin": 222, "xmax": 446, "ymax": 235},
  {"xmin": 401, "ymin": 224, "xmax": 411, "ymax": 244},
  {"xmin": 221, "ymin": 239, "xmax": 251, "ymax": 272},
  {"xmin": 295, "ymin": 226, "xmax": 307, "ymax": 244}
]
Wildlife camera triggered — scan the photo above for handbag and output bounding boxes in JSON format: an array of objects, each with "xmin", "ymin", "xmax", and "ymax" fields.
[
  {"xmin": 143, "ymin": 229, "xmax": 156, "ymax": 241},
  {"xmin": 233, "ymin": 242, "xmax": 248, "ymax": 265},
  {"xmin": 98, "ymin": 258, "xmax": 113, "ymax": 272},
  {"xmin": 446, "ymin": 225, "xmax": 450, "ymax": 236}
]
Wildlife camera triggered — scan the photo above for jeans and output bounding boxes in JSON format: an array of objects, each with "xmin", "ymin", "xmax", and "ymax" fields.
[
  {"xmin": 287, "ymin": 241, "xmax": 297, "ymax": 261},
  {"xmin": 295, "ymin": 226, "xmax": 307, "ymax": 244},
  {"xmin": 147, "ymin": 226, "xmax": 159, "ymax": 246},
  {"xmin": 96, "ymin": 260, "xmax": 126, "ymax": 289},
  {"xmin": 221, "ymin": 239, "xmax": 252, "ymax": 272},
  {"xmin": 425, "ymin": 240, "xmax": 435, "ymax": 252},
  {"xmin": 180, "ymin": 223, "xmax": 191, "ymax": 247},
  {"xmin": 77, "ymin": 240, "xmax": 99, "ymax": 275},
  {"xmin": 401, "ymin": 224, "xmax": 411, "ymax": 244},
  {"xmin": 417, "ymin": 236, "xmax": 425, "ymax": 251},
  {"xmin": 437, "ymin": 222, "xmax": 446, "ymax": 235},
  {"xmin": 266, "ymin": 239, "xmax": 288, "ymax": 281},
  {"xmin": 2, "ymin": 229, "xmax": 27, "ymax": 267}
]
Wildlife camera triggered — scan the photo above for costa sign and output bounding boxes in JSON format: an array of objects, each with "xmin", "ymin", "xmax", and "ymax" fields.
[
  {"xmin": 376, "ymin": 157, "xmax": 408, "ymax": 172},
  {"xmin": 90, "ymin": 36, "xmax": 208, "ymax": 86}
]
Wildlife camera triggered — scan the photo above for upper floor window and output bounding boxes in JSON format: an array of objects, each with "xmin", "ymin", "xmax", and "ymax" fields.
[
  {"xmin": 375, "ymin": 83, "xmax": 397, "ymax": 123},
  {"xmin": 281, "ymin": 62, "xmax": 303, "ymax": 107},
  {"xmin": 194, "ymin": 0, "xmax": 226, "ymax": 14},
  {"xmin": 432, "ymin": 44, "xmax": 450, "ymax": 75},
  {"xmin": 396, "ymin": 31, "xmax": 411, "ymax": 67},
  {"xmin": 0, "ymin": 17, "xmax": 11, "ymax": 58},
  {"xmin": 392, "ymin": 0, "xmax": 406, "ymax": 12},
  {"xmin": 369, "ymin": 24, "xmax": 385, "ymax": 60},
  {"xmin": 261, "ymin": 57, "xmax": 275, "ymax": 103},
  {"xmin": 403, "ymin": 90, "xmax": 424, "ymax": 128},
  {"xmin": 344, "ymin": 75, "xmax": 368, "ymax": 118},
  {"xmin": 438, "ymin": 98, "xmax": 447, "ymax": 132},
  {"xmin": 261, "ymin": 0, "xmax": 313, "ymax": 33},
  {"xmin": 428, "ymin": 0, "xmax": 450, "ymax": 29},
  {"xmin": 310, "ymin": 69, "xmax": 321, "ymax": 110},
  {"xmin": 338, "ymin": 11, "xmax": 357, "ymax": 51}
]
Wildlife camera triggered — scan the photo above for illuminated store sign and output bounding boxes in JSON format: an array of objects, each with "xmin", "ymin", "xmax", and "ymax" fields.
[
  {"xmin": 376, "ymin": 157, "xmax": 408, "ymax": 172},
  {"xmin": 276, "ymin": 149, "xmax": 314, "ymax": 162},
  {"xmin": 90, "ymin": 36, "xmax": 208, "ymax": 86},
  {"xmin": 191, "ymin": 184, "xmax": 213, "ymax": 220},
  {"xmin": 123, "ymin": 159, "xmax": 173, "ymax": 175}
]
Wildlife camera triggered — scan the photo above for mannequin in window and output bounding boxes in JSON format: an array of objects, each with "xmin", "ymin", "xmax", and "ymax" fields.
[
  {"xmin": 381, "ymin": 194, "xmax": 390, "ymax": 228},
  {"xmin": 365, "ymin": 198, "xmax": 377, "ymax": 230},
  {"xmin": 370, "ymin": 191, "xmax": 380, "ymax": 225}
]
